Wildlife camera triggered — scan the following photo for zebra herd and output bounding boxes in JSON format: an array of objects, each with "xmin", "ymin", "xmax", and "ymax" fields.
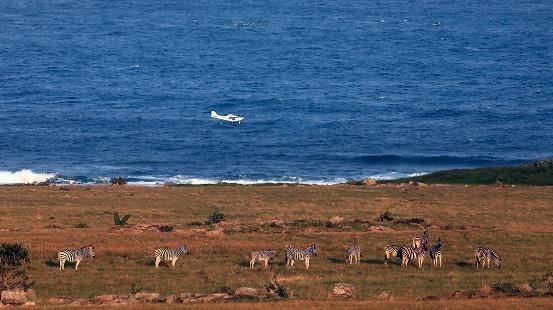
[{"xmin": 57, "ymin": 227, "xmax": 501, "ymax": 271}]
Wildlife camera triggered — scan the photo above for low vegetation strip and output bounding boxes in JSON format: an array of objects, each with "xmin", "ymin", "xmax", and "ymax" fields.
[{"xmin": 384, "ymin": 159, "xmax": 553, "ymax": 185}]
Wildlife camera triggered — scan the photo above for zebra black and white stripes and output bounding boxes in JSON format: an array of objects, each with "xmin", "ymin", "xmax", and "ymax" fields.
[
  {"xmin": 58, "ymin": 245, "xmax": 95, "ymax": 270},
  {"xmin": 250, "ymin": 249, "xmax": 276, "ymax": 269},
  {"xmin": 384, "ymin": 244, "xmax": 401, "ymax": 265},
  {"xmin": 474, "ymin": 247, "xmax": 501, "ymax": 268},
  {"xmin": 412, "ymin": 226, "xmax": 430, "ymax": 249},
  {"xmin": 430, "ymin": 238, "xmax": 443, "ymax": 267},
  {"xmin": 400, "ymin": 244, "xmax": 427, "ymax": 268},
  {"xmin": 285, "ymin": 244, "xmax": 317, "ymax": 269},
  {"xmin": 345, "ymin": 245, "xmax": 361, "ymax": 264},
  {"xmin": 154, "ymin": 244, "xmax": 189, "ymax": 269}
]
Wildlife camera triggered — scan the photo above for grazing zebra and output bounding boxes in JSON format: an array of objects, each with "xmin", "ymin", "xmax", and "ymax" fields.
[
  {"xmin": 400, "ymin": 244, "xmax": 427, "ymax": 268},
  {"xmin": 345, "ymin": 245, "xmax": 361, "ymax": 264},
  {"xmin": 430, "ymin": 238, "xmax": 443, "ymax": 267},
  {"xmin": 285, "ymin": 244, "xmax": 317, "ymax": 269},
  {"xmin": 58, "ymin": 245, "xmax": 95, "ymax": 270},
  {"xmin": 154, "ymin": 244, "xmax": 189, "ymax": 269},
  {"xmin": 474, "ymin": 247, "xmax": 501, "ymax": 269},
  {"xmin": 412, "ymin": 226, "xmax": 430, "ymax": 249},
  {"xmin": 384, "ymin": 244, "xmax": 401, "ymax": 265},
  {"xmin": 250, "ymin": 249, "xmax": 276, "ymax": 269}
]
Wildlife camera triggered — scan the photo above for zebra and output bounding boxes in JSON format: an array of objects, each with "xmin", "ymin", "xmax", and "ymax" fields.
[
  {"xmin": 345, "ymin": 245, "xmax": 361, "ymax": 264},
  {"xmin": 412, "ymin": 226, "xmax": 430, "ymax": 249},
  {"xmin": 429, "ymin": 238, "xmax": 443, "ymax": 267},
  {"xmin": 154, "ymin": 244, "xmax": 189, "ymax": 269},
  {"xmin": 58, "ymin": 245, "xmax": 95, "ymax": 270},
  {"xmin": 384, "ymin": 244, "xmax": 401, "ymax": 265},
  {"xmin": 285, "ymin": 244, "xmax": 317, "ymax": 269},
  {"xmin": 250, "ymin": 249, "xmax": 276, "ymax": 269},
  {"xmin": 400, "ymin": 244, "xmax": 427, "ymax": 268},
  {"xmin": 474, "ymin": 247, "xmax": 501, "ymax": 269}
]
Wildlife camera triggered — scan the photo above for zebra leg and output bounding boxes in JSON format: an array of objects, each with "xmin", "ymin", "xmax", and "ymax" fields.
[
  {"xmin": 264, "ymin": 258, "xmax": 268, "ymax": 268},
  {"xmin": 486, "ymin": 257, "xmax": 490, "ymax": 269},
  {"xmin": 171, "ymin": 257, "xmax": 178, "ymax": 268},
  {"xmin": 439, "ymin": 255, "xmax": 442, "ymax": 267},
  {"xmin": 290, "ymin": 259, "xmax": 294, "ymax": 267},
  {"xmin": 155, "ymin": 257, "xmax": 161, "ymax": 269},
  {"xmin": 59, "ymin": 259, "xmax": 64, "ymax": 270},
  {"xmin": 250, "ymin": 259, "xmax": 255, "ymax": 269},
  {"xmin": 75, "ymin": 260, "xmax": 80, "ymax": 270},
  {"xmin": 305, "ymin": 258, "xmax": 309, "ymax": 269},
  {"xmin": 357, "ymin": 253, "xmax": 361, "ymax": 264}
]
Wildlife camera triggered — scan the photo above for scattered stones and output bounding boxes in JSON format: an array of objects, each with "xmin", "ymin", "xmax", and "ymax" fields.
[
  {"xmin": 332, "ymin": 283, "xmax": 355, "ymax": 298},
  {"xmin": 134, "ymin": 292, "xmax": 160, "ymax": 303},
  {"xmin": 165, "ymin": 294, "xmax": 177, "ymax": 304},
  {"xmin": 234, "ymin": 287, "xmax": 264, "ymax": 298},
  {"xmin": 408, "ymin": 181, "xmax": 427, "ymax": 187},
  {"xmin": 375, "ymin": 291, "xmax": 393, "ymax": 301},
  {"xmin": 179, "ymin": 293, "xmax": 231, "ymax": 303},
  {"xmin": 362, "ymin": 178, "xmax": 378, "ymax": 186},
  {"xmin": 92, "ymin": 294, "xmax": 119, "ymax": 303},
  {"xmin": 1, "ymin": 289, "xmax": 34, "ymax": 306},
  {"xmin": 328, "ymin": 216, "xmax": 345, "ymax": 226},
  {"xmin": 368, "ymin": 225, "xmax": 392, "ymax": 233}
]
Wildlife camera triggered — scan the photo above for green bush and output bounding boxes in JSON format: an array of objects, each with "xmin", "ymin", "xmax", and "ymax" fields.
[
  {"xmin": 0, "ymin": 243, "xmax": 33, "ymax": 290},
  {"xmin": 207, "ymin": 209, "xmax": 225, "ymax": 225},
  {"xmin": 74, "ymin": 223, "xmax": 88, "ymax": 229},
  {"xmin": 113, "ymin": 212, "xmax": 132, "ymax": 226}
]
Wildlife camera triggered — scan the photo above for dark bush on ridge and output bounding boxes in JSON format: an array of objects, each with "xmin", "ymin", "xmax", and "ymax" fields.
[
  {"xmin": 207, "ymin": 209, "xmax": 225, "ymax": 225},
  {"xmin": 378, "ymin": 210, "xmax": 394, "ymax": 222},
  {"xmin": 0, "ymin": 243, "xmax": 33, "ymax": 290},
  {"xmin": 74, "ymin": 222, "xmax": 88, "ymax": 229},
  {"xmin": 158, "ymin": 225, "xmax": 174, "ymax": 232},
  {"xmin": 111, "ymin": 176, "xmax": 127, "ymax": 185}
]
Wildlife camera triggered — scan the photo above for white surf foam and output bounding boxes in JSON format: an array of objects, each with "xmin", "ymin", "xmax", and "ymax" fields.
[{"xmin": 0, "ymin": 169, "xmax": 56, "ymax": 185}]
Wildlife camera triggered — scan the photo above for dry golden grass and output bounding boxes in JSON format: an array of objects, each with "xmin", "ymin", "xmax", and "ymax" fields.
[{"xmin": 1, "ymin": 184, "xmax": 552, "ymax": 308}]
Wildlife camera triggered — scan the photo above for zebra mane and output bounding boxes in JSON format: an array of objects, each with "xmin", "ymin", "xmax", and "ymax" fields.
[{"xmin": 81, "ymin": 245, "xmax": 94, "ymax": 249}]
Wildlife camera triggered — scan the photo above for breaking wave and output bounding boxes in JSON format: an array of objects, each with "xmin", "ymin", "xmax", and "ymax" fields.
[{"xmin": 0, "ymin": 169, "xmax": 56, "ymax": 185}]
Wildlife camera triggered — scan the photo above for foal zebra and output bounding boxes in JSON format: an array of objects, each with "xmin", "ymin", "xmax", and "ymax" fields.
[
  {"xmin": 345, "ymin": 245, "xmax": 361, "ymax": 264},
  {"xmin": 474, "ymin": 247, "xmax": 501, "ymax": 268},
  {"xmin": 58, "ymin": 245, "xmax": 95, "ymax": 270},
  {"xmin": 430, "ymin": 238, "xmax": 443, "ymax": 267},
  {"xmin": 250, "ymin": 249, "xmax": 276, "ymax": 269},
  {"xmin": 400, "ymin": 244, "xmax": 427, "ymax": 268},
  {"xmin": 154, "ymin": 244, "xmax": 189, "ymax": 269},
  {"xmin": 285, "ymin": 244, "xmax": 317, "ymax": 269},
  {"xmin": 384, "ymin": 244, "xmax": 401, "ymax": 265},
  {"xmin": 412, "ymin": 226, "xmax": 430, "ymax": 249}
]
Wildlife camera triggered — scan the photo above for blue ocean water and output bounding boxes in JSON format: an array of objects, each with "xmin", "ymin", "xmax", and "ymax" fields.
[{"xmin": 1, "ymin": 0, "xmax": 552, "ymax": 184}]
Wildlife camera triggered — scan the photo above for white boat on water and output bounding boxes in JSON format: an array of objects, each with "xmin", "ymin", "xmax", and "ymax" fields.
[{"xmin": 211, "ymin": 111, "xmax": 244, "ymax": 124}]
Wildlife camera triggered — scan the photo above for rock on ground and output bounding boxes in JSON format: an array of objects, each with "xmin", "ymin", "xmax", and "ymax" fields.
[
  {"xmin": 376, "ymin": 291, "xmax": 393, "ymax": 301},
  {"xmin": 1, "ymin": 289, "xmax": 35, "ymax": 305},
  {"xmin": 332, "ymin": 283, "xmax": 355, "ymax": 298}
]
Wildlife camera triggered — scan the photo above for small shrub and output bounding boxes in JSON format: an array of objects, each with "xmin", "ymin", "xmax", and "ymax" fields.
[
  {"xmin": 158, "ymin": 225, "xmax": 174, "ymax": 233},
  {"xmin": 74, "ymin": 223, "xmax": 88, "ymax": 229},
  {"xmin": 378, "ymin": 210, "xmax": 394, "ymax": 222},
  {"xmin": 0, "ymin": 243, "xmax": 33, "ymax": 290},
  {"xmin": 113, "ymin": 212, "xmax": 132, "ymax": 226},
  {"xmin": 0, "ymin": 243, "xmax": 29, "ymax": 266},
  {"xmin": 220, "ymin": 286, "xmax": 233, "ymax": 294},
  {"xmin": 543, "ymin": 272, "xmax": 553, "ymax": 293},
  {"xmin": 44, "ymin": 224, "xmax": 63, "ymax": 229},
  {"xmin": 264, "ymin": 278, "xmax": 288, "ymax": 299},
  {"xmin": 130, "ymin": 283, "xmax": 144, "ymax": 294},
  {"xmin": 394, "ymin": 217, "xmax": 425, "ymax": 225},
  {"xmin": 110, "ymin": 176, "xmax": 127, "ymax": 185},
  {"xmin": 207, "ymin": 209, "xmax": 225, "ymax": 225}
]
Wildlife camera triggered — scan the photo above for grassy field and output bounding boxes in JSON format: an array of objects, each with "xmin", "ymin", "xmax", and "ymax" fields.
[{"xmin": 0, "ymin": 184, "xmax": 552, "ymax": 308}]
